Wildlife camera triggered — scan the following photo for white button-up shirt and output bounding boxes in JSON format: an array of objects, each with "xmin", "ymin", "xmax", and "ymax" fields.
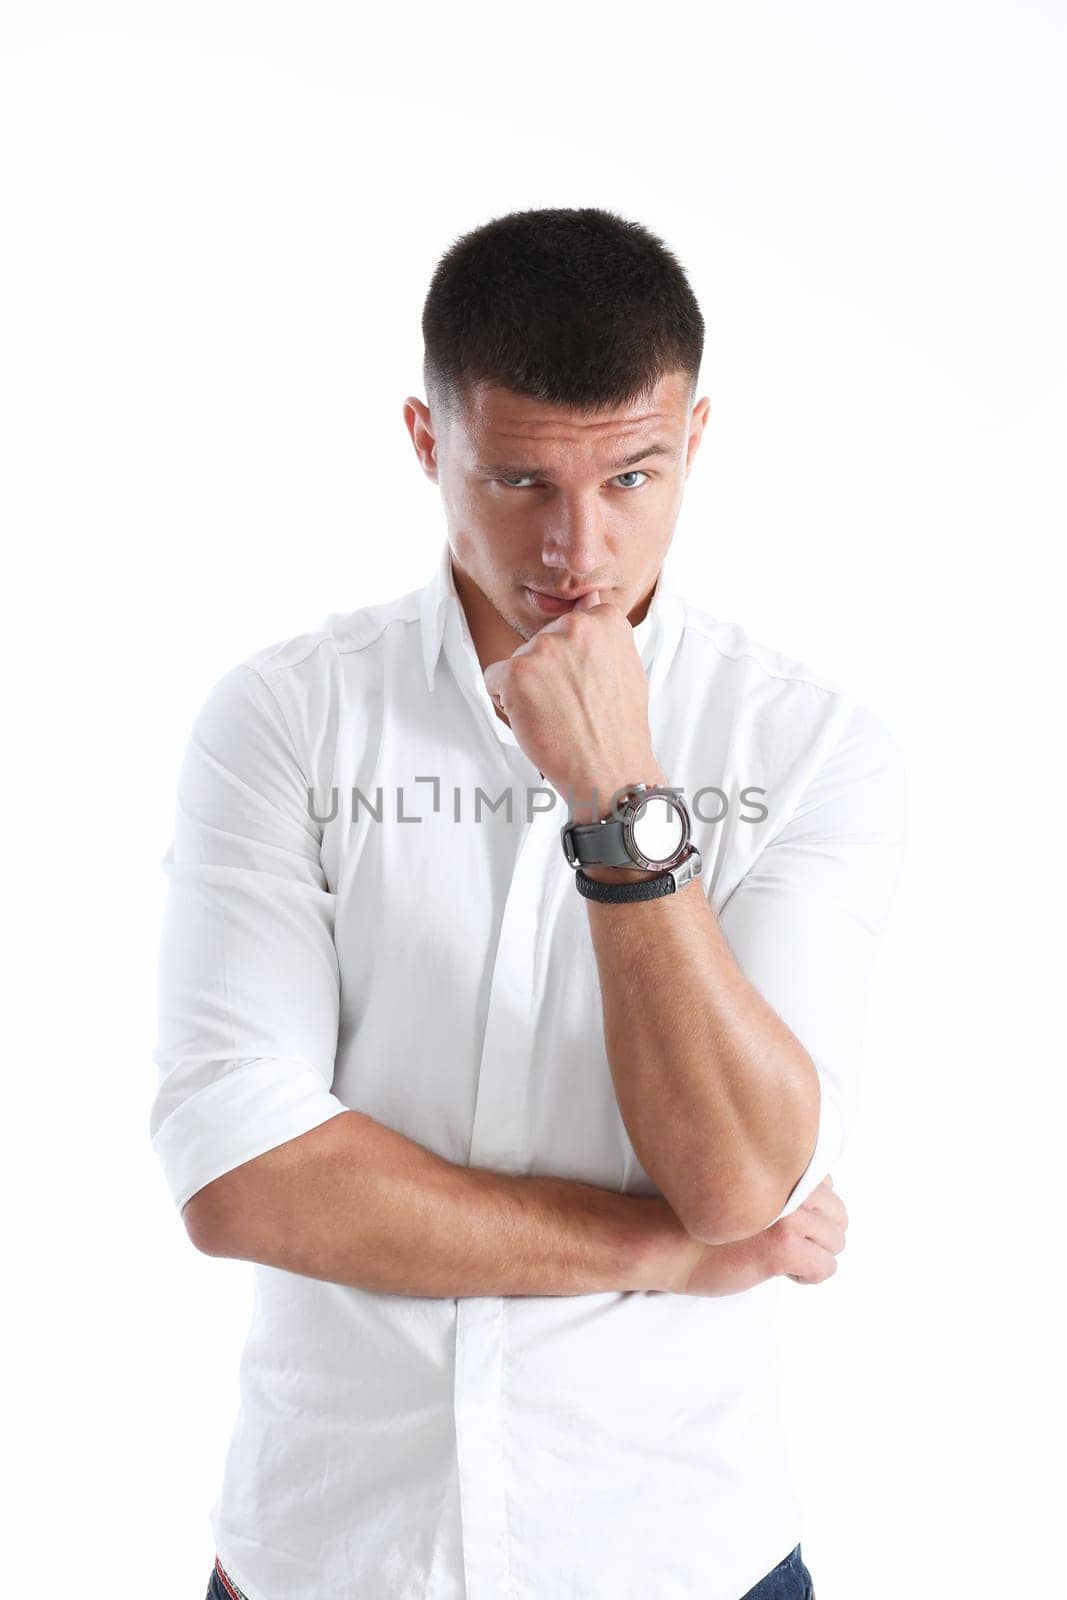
[{"xmin": 151, "ymin": 534, "xmax": 907, "ymax": 1600}]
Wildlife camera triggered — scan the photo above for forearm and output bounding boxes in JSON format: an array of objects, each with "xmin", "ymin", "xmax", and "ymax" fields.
[
  {"xmin": 581, "ymin": 796, "xmax": 820, "ymax": 1243},
  {"xmin": 185, "ymin": 1107, "xmax": 708, "ymax": 1297}
]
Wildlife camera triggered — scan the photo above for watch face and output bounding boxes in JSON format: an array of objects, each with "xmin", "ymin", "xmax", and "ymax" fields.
[{"xmin": 630, "ymin": 793, "xmax": 687, "ymax": 866}]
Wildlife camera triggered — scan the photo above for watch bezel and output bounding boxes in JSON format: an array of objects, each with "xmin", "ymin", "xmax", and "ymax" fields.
[
  {"xmin": 618, "ymin": 785, "xmax": 693, "ymax": 870},
  {"xmin": 559, "ymin": 783, "xmax": 695, "ymax": 871}
]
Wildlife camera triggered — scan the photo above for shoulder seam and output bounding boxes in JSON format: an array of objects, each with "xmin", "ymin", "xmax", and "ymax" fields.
[
  {"xmin": 680, "ymin": 614, "xmax": 842, "ymax": 696},
  {"xmin": 251, "ymin": 607, "xmax": 419, "ymax": 676},
  {"xmin": 329, "ymin": 610, "xmax": 420, "ymax": 662}
]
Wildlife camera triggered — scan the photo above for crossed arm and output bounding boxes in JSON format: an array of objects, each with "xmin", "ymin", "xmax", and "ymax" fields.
[
  {"xmin": 182, "ymin": 1098, "xmax": 846, "ymax": 1300},
  {"xmin": 157, "ymin": 666, "xmax": 898, "ymax": 1302}
]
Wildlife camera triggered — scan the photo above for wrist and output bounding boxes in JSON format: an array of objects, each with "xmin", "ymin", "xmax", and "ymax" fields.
[
  {"xmin": 565, "ymin": 764, "xmax": 670, "ymax": 826},
  {"xmin": 627, "ymin": 1195, "xmax": 709, "ymax": 1291},
  {"xmin": 634, "ymin": 1198, "xmax": 778, "ymax": 1295},
  {"xmin": 579, "ymin": 862, "xmax": 666, "ymax": 884}
]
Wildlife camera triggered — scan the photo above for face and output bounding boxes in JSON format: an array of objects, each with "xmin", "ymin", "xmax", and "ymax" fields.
[{"xmin": 403, "ymin": 372, "xmax": 710, "ymax": 672}]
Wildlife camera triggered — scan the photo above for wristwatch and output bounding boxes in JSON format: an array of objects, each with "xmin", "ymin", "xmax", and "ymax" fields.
[{"xmin": 560, "ymin": 782, "xmax": 703, "ymax": 903}]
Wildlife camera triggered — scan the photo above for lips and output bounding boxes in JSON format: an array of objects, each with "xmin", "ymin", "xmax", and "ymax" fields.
[{"xmin": 526, "ymin": 587, "xmax": 600, "ymax": 615}]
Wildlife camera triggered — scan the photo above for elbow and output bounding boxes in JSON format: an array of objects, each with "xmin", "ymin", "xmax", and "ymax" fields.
[
  {"xmin": 684, "ymin": 1089, "xmax": 823, "ymax": 1244},
  {"xmin": 181, "ymin": 1179, "xmax": 244, "ymax": 1258},
  {"xmin": 677, "ymin": 1196, "xmax": 774, "ymax": 1248},
  {"xmin": 181, "ymin": 1194, "xmax": 225, "ymax": 1256},
  {"xmin": 669, "ymin": 1173, "xmax": 772, "ymax": 1248},
  {"xmin": 678, "ymin": 1148, "xmax": 819, "ymax": 1245},
  {"xmin": 673, "ymin": 1164, "xmax": 791, "ymax": 1247}
]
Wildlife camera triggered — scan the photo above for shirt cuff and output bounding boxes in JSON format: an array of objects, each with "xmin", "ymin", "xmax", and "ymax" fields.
[{"xmin": 151, "ymin": 1055, "xmax": 351, "ymax": 1214}]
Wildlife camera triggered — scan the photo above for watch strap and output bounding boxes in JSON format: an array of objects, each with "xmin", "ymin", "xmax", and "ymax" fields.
[
  {"xmin": 561, "ymin": 784, "xmax": 692, "ymax": 870},
  {"xmin": 563, "ymin": 819, "xmax": 635, "ymax": 868}
]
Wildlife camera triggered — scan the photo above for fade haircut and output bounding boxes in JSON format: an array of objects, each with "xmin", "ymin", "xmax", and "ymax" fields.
[{"xmin": 421, "ymin": 207, "xmax": 704, "ymax": 432}]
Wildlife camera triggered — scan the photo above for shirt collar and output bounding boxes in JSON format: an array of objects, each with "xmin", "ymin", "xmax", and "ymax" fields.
[{"xmin": 419, "ymin": 536, "xmax": 686, "ymax": 711}]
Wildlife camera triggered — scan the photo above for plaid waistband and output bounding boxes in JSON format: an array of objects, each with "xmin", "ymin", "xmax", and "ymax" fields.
[{"xmin": 214, "ymin": 1555, "xmax": 251, "ymax": 1600}]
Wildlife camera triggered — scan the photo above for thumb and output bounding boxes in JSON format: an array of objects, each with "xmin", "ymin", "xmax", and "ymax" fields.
[{"xmin": 572, "ymin": 588, "xmax": 601, "ymax": 611}]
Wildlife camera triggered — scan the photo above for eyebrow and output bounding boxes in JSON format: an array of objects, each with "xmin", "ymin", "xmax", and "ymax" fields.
[{"xmin": 475, "ymin": 442, "xmax": 677, "ymax": 477}]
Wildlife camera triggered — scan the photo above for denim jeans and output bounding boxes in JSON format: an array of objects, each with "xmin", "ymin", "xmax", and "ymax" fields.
[
  {"xmin": 205, "ymin": 1542, "xmax": 814, "ymax": 1598},
  {"xmin": 741, "ymin": 1542, "xmax": 816, "ymax": 1599}
]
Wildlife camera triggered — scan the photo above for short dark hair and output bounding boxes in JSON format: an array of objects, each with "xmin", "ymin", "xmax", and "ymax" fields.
[{"xmin": 421, "ymin": 207, "xmax": 704, "ymax": 429}]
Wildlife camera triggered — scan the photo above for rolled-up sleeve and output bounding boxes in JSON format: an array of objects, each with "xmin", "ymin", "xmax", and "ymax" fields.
[
  {"xmin": 150, "ymin": 660, "xmax": 350, "ymax": 1215},
  {"xmin": 716, "ymin": 700, "xmax": 909, "ymax": 1228}
]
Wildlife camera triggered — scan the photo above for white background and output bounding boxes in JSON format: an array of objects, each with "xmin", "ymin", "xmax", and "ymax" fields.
[{"xmin": 2, "ymin": 2, "xmax": 1063, "ymax": 1594}]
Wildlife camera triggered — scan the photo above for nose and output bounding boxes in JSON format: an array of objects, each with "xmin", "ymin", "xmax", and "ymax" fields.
[{"xmin": 540, "ymin": 498, "xmax": 612, "ymax": 579}]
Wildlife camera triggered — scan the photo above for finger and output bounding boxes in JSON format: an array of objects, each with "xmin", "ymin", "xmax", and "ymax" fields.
[
  {"xmin": 799, "ymin": 1177, "xmax": 846, "ymax": 1222},
  {"xmin": 795, "ymin": 1211, "xmax": 847, "ymax": 1254},
  {"xmin": 800, "ymin": 1188, "xmax": 847, "ymax": 1227},
  {"xmin": 784, "ymin": 1240, "xmax": 839, "ymax": 1285},
  {"xmin": 572, "ymin": 589, "xmax": 601, "ymax": 610}
]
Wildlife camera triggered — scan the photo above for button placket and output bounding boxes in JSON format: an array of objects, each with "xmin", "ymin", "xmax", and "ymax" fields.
[
  {"xmin": 467, "ymin": 765, "xmax": 559, "ymax": 1172},
  {"xmin": 452, "ymin": 761, "xmax": 555, "ymax": 1600},
  {"xmin": 452, "ymin": 1294, "xmax": 512, "ymax": 1600}
]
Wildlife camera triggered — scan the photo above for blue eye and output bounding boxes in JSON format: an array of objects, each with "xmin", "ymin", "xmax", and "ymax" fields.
[{"xmin": 497, "ymin": 471, "xmax": 649, "ymax": 490}]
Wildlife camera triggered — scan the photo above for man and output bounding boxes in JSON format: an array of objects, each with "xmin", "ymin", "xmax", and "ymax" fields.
[{"xmin": 152, "ymin": 206, "xmax": 906, "ymax": 1600}]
